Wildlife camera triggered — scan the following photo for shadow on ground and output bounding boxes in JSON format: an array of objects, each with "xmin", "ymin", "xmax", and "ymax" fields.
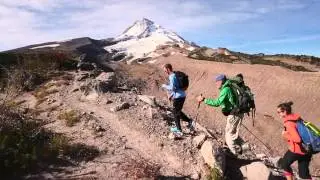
[{"xmin": 225, "ymin": 155, "xmax": 286, "ymax": 180}]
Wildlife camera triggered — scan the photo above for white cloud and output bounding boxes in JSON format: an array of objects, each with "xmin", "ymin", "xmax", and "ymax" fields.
[
  {"xmin": 277, "ymin": 0, "xmax": 308, "ymax": 10},
  {"xmin": 0, "ymin": 0, "xmax": 60, "ymax": 11},
  {"xmin": 259, "ymin": 34, "xmax": 320, "ymax": 44},
  {"xmin": 229, "ymin": 34, "xmax": 320, "ymax": 49},
  {"xmin": 0, "ymin": 0, "xmax": 312, "ymax": 51}
]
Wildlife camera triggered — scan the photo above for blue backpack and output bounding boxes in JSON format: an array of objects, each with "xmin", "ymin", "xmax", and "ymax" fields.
[{"xmin": 293, "ymin": 119, "xmax": 320, "ymax": 153}]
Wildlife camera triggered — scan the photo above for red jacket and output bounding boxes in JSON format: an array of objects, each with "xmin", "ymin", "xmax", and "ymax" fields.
[{"xmin": 283, "ymin": 114, "xmax": 305, "ymax": 155}]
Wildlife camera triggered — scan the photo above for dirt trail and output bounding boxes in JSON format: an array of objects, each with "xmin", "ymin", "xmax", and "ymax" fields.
[
  {"xmin": 19, "ymin": 77, "xmax": 203, "ymax": 179},
  {"xmin": 71, "ymin": 99, "xmax": 196, "ymax": 175}
]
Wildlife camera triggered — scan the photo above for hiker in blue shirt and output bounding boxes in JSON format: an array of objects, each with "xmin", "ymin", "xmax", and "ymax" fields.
[{"xmin": 161, "ymin": 64, "xmax": 194, "ymax": 136}]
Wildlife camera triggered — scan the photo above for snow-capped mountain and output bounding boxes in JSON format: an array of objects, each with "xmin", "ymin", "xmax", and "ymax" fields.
[
  {"xmin": 116, "ymin": 18, "xmax": 186, "ymax": 42},
  {"xmin": 104, "ymin": 18, "xmax": 192, "ymax": 60},
  {"xmin": 6, "ymin": 18, "xmax": 195, "ymax": 63}
]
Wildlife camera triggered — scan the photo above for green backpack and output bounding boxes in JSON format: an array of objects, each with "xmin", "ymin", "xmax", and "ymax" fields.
[{"xmin": 228, "ymin": 76, "xmax": 256, "ymax": 124}]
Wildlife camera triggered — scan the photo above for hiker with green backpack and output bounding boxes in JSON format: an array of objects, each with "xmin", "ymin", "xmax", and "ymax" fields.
[
  {"xmin": 197, "ymin": 74, "xmax": 247, "ymax": 155},
  {"xmin": 277, "ymin": 102, "xmax": 320, "ymax": 180}
]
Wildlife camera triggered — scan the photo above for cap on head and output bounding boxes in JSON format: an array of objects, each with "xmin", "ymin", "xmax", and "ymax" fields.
[{"xmin": 215, "ymin": 74, "xmax": 226, "ymax": 82}]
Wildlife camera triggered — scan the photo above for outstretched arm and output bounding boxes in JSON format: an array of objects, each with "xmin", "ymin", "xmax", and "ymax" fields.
[
  {"xmin": 204, "ymin": 88, "xmax": 229, "ymax": 107},
  {"xmin": 161, "ymin": 75, "xmax": 174, "ymax": 91},
  {"xmin": 197, "ymin": 87, "xmax": 230, "ymax": 107}
]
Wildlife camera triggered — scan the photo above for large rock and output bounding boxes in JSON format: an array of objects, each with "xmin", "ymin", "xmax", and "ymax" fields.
[
  {"xmin": 110, "ymin": 102, "xmax": 130, "ymax": 112},
  {"xmin": 76, "ymin": 72, "xmax": 89, "ymax": 81},
  {"xmin": 240, "ymin": 166, "xmax": 248, "ymax": 178},
  {"xmin": 240, "ymin": 162, "xmax": 271, "ymax": 180},
  {"xmin": 138, "ymin": 95, "xmax": 157, "ymax": 107},
  {"xmin": 256, "ymin": 153, "xmax": 267, "ymax": 160},
  {"xmin": 193, "ymin": 134, "xmax": 207, "ymax": 148},
  {"xmin": 95, "ymin": 72, "xmax": 116, "ymax": 92},
  {"xmin": 78, "ymin": 72, "xmax": 116, "ymax": 95},
  {"xmin": 190, "ymin": 54, "xmax": 199, "ymax": 59},
  {"xmin": 147, "ymin": 107, "xmax": 157, "ymax": 119},
  {"xmin": 269, "ymin": 156, "xmax": 282, "ymax": 168},
  {"xmin": 200, "ymin": 140, "xmax": 226, "ymax": 174},
  {"xmin": 77, "ymin": 62, "xmax": 96, "ymax": 71}
]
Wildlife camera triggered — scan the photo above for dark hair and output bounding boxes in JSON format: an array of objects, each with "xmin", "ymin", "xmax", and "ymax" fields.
[
  {"xmin": 277, "ymin": 101, "xmax": 294, "ymax": 114},
  {"xmin": 236, "ymin": 73, "xmax": 244, "ymax": 79},
  {"xmin": 164, "ymin": 64, "xmax": 173, "ymax": 71}
]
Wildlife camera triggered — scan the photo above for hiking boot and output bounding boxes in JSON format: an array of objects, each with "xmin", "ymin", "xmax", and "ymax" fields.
[
  {"xmin": 187, "ymin": 120, "xmax": 195, "ymax": 131},
  {"xmin": 170, "ymin": 127, "xmax": 183, "ymax": 136},
  {"xmin": 170, "ymin": 127, "xmax": 182, "ymax": 132}
]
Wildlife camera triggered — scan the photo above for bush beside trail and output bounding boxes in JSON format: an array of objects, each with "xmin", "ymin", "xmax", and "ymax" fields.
[{"xmin": 0, "ymin": 103, "xmax": 99, "ymax": 178}]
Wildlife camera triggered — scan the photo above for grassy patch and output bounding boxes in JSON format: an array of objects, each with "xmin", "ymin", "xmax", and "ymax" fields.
[
  {"xmin": 189, "ymin": 48, "xmax": 314, "ymax": 72},
  {"xmin": 33, "ymin": 83, "xmax": 60, "ymax": 107},
  {"xmin": 5, "ymin": 99, "xmax": 26, "ymax": 108},
  {"xmin": 34, "ymin": 88, "xmax": 59, "ymax": 100},
  {"xmin": 206, "ymin": 167, "xmax": 224, "ymax": 180},
  {"xmin": 248, "ymin": 58, "xmax": 314, "ymax": 72},
  {"xmin": 233, "ymin": 51, "xmax": 314, "ymax": 72},
  {"xmin": 0, "ymin": 52, "xmax": 77, "ymax": 95},
  {"xmin": 58, "ymin": 110, "xmax": 80, "ymax": 127}
]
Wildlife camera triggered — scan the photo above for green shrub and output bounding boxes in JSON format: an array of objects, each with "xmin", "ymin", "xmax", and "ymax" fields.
[
  {"xmin": 34, "ymin": 85, "xmax": 59, "ymax": 100},
  {"xmin": 206, "ymin": 167, "xmax": 224, "ymax": 180},
  {"xmin": 0, "ymin": 104, "xmax": 99, "ymax": 178},
  {"xmin": 58, "ymin": 110, "xmax": 80, "ymax": 127}
]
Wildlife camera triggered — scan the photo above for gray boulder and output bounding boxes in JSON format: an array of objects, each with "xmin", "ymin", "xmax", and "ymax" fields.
[
  {"xmin": 240, "ymin": 162, "xmax": 272, "ymax": 180},
  {"xmin": 200, "ymin": 140, "xmax": 226, "ymax": 175}
]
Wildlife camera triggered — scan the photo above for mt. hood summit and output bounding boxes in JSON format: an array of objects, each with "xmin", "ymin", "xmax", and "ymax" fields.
[{"xmin": 104, "ymin": 18, "xmax": 193, "ymax": 61}]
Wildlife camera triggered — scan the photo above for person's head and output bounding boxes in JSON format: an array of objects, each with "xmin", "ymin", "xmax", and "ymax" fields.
[
  {"xmin": 163, "ymin": 63, "xmax": 173, "ymax": 75},
  {"xmin": 215, "ymin": 74, "xmax": 226, "ymax": 89},
  {"xmin": 236, "ymin": 73, "xmax": 244, "ymax": 81},
  {"xmin": 236, "ymin": 73, "xmax": 244, "ymax": 86},
  {"xmin": 277, "ymin": 101, "xmax": 294, "ymax": 118}
]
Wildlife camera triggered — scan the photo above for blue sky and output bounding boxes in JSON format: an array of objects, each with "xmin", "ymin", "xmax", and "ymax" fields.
[{"xmin": 1, "ymin": 0, "xmax": 320, "ymax": 56}]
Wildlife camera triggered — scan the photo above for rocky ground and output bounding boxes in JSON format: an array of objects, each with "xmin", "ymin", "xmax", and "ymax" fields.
[
  {"xmin": 6, "ymin": 63, "xmax": 302, "ymax": 180},
  {"xmin": 3, "ymin": 52, "xmax": 318, "ymax": 179},
  {"xmin": 152, "ymin": 54, "xmax": 320, "ymax": 175}
]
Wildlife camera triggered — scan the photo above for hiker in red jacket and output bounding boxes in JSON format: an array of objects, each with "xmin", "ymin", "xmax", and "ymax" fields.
[{"xmin": 277, "ymin": 102, "xmax": 313, "ymax": 180}]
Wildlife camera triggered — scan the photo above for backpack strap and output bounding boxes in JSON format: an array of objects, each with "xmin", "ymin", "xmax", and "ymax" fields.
[
  {"xmin": 172, "ymin": 71, "xmax": 179, "ymax": 91},
  {"xmin": 286, "ymin": 118, "xmax": 304, "ymax": 123}
]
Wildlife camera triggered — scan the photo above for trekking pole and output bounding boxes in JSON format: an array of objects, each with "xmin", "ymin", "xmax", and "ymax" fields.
[
  {"xmin": 242, "ymin": 124, "xmax": 274, "ymax": 155},
  {"xmin": 194, "ymin": 94, "xmax": 202, "ymax": 128},
  {"xmin": 252, "ymin": 108, "xmax": 256, "ymax": 127}
]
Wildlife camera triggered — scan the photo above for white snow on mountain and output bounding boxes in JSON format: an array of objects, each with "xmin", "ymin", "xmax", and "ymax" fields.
[
  {"xmin": 30, "ymin": 43, "xmax": 60, "ymax": 49},
  {"xmin": 106, "ymin": 33, "xmax": 180, "ymax": 59},
  {"xmin": 116, "ymin": 18, "xmax": 186, "ymax": 43},
  {"xmin": 104, "ymin": 18, "xmax": 191, "ymax": 60}
]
